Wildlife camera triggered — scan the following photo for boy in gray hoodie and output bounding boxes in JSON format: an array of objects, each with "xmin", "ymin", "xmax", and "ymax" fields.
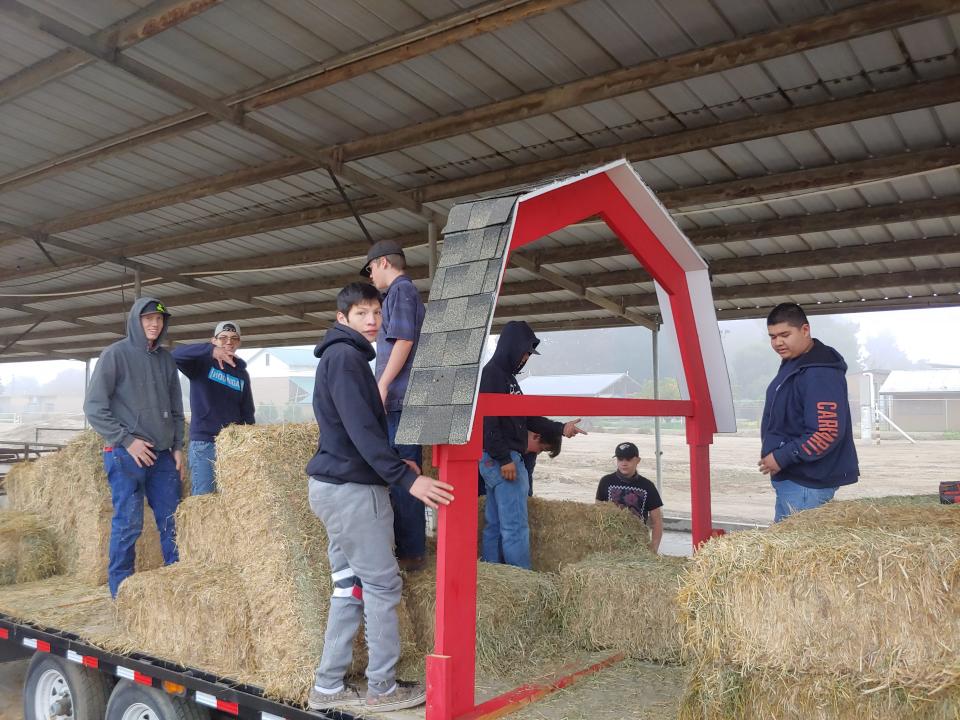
[{"xmin": 84, "ymin": 298, "xmax": 185, "ymax": 597}]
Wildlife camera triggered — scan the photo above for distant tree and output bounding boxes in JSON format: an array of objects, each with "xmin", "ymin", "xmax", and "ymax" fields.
[
  {"xmin": 862, "ymin": 331, "xmax": 915, "ymax": 371},
  {"xmin": 6, "ymin": 375, "xmax": 40, "ymax": 395},
  {"xmin": 638, "ymin": 377, "xmax": 682, "ymax": 399},
  {"xmin": 41, "ymin": 368, "xmax": 86, "ymax": 396}
]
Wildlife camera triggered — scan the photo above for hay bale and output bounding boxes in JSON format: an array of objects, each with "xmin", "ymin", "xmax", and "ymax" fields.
[
  {"xmin": 0, "ymin": 510, "xmax": 62, "ymax": 584},
  {"xmin": 211, "ymin": 422, "xmax": 327, "ymax": 702},
  {"xmin": 5, "ymin": 432, "xmax": 167, "ymax": 585},
  {"xmin": 773, "ymin": 494, "xmax": 959, "ymax": 533},
  {"xmin": 404, "ymin": 561, "xmax": 562, "ymax": 675},
  {"xmin": 174, "ymin": 493, "xmax": 234, "ymax": 563},
  {"xmin": 559, "ymin": 552, "xmax": 687, "ymax": 664},
  {"xmin": 477, "ymin": 496, "xmax": 651, "ymax": 573},
  {"xmin": 677, "ymin": 526, "xmax": 960, "ymax": 694},
  {"xmin": 679, "ymin": 663, "xmax": 960, "ymax": 720},
  {"xmin": 115, "ymin": 560, "xmax": 256, "ymax": 681}
]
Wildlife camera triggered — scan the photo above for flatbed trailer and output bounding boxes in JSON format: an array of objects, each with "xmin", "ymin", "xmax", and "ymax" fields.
[{"xmin": 0, "ymin": 612, "xmax": 353, "ymax": 720}]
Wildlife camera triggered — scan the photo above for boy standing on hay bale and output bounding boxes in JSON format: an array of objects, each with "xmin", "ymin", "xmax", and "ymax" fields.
[
  {"xmin": 362, "ymin": 239, "xmax": 428, "ymax": 572},
  {"xmin": 596, "ymin": 442, "xmax": 664, "ymax": 553},
  {"xmin": 760, "ymin": 302, "xmax": 859, "ymax": 521},
  {"xmin": 306, "ymin": 282, "xmax": 454, "ymax": 712},
  {"xmin": 83, "ymin": 297, "xmax": 184, "ymax": 598},
  {"xmin": 479, "ymin": 320, "xmax": 585, "ymax": 569},
  {"xmin": 171, "ymin": 320, "xmax": 255, "ymax": 495}
]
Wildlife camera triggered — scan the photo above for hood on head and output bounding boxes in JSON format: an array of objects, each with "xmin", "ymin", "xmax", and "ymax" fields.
[
  {"xmin": 127, "ymin": 296, "xmax": 170, "ymax": 350},
  {"xmin": 796, "ymin": 338, "xmax": 848, "ymax": 372},
  {"xmin": 314, "ymin": 322, "xmax": 376, "ymax": 362},
  {"xmin": 492, "ymin": 321, "xmax": 540, "ymax": 374}
]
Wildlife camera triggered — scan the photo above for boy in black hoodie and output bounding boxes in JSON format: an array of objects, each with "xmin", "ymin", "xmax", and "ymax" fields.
[
  {"xmin": 478, "ymin": 321, "xmax": 584, "ymax": 569},
  {"xmin": 305, "ymin": 282, "xmax": 453, "ymax": 713}
]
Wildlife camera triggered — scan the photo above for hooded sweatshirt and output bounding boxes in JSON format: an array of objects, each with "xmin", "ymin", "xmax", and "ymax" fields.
[
  {"xmin": 761, "ymin": 338, "xmax": 859, "ymax": 489},
  {"xmin": 84, "ymin": 297, "xmax": 184, "ymax": 452},
  {"xmin": 479, "ymin": 321, "xmax": 541, "ymax": 466},
  {"xmin": 171, "ymin": 343, "xmax": 255, "ymax": 442},
  {"xmin": 305, "ymin": 322, "xmax": 417, "ymax": 490}
]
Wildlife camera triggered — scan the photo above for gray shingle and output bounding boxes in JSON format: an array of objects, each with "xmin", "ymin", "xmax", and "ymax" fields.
[
  {"xmin": 405, "ymin": 367, "xmax": 458, "ymax": 406},
  {"xmin": 439, "ymin": 260, "xmax": 488, "ymax": 300},
  {"xmin": 448, "ymin": 405, "xmax": 477, "ymax": 445},
  {"xmin": 412, "ymin": 332, "xmax": 447, "ymax": 368},
  {"xmin": 428, "ymin": 266, "xmax": 446, "ymax": 300},
  {"xmin": 467, "ymin": 199, "xmax": 496, "ymax": 230},
  {"xmin": 452, "ymin": 366, "xmax": 480, "ymax": 405},
  {"xmin": 441, "ymin": 328, "xmax": 486, "ymax": 366},
  {"xmin": 464, "ymin": 294, "xmax": 495, "ymax": 328},
  {"xmin": 482, "ymin": 259, "xmax": 504, "ymax": 295},
  {"xmin": 437, "ymin": 228, "xmax": 486, "ymax": 269},
  {"xmin": 443, "ymin": 203, "xmax": 473, "ymax": 234},
  {"xmin": 396, "ymin": 405, "xmax": 455, "ymax": 446},
  {"xmin": 420, "ymin": 295, "xmax": 493, "ymax": 334}
]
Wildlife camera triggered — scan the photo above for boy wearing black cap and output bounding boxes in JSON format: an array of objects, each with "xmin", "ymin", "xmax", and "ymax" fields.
[
  {"xmin": 596, "ymin": 442, "xmax": 664, "ymax": 554},
  {"xmin": 171, "ymin": 320, "xmax": 255, "ymax": 495},
  {"xmin": 361, "ymin": 239, "xmax": 428, "ymax": 571},
  {"xmin": 84, "ymin": 298, "xmax": 184, "ymax": 597}
]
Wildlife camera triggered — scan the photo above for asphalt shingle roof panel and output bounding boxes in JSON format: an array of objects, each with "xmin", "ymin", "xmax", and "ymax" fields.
[{"xmin": 396, "ymin": 194, "xmax": 520, "ymax": 446}]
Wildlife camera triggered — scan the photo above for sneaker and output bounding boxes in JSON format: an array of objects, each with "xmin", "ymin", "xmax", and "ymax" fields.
[
  {"xmin": 365, "ymin": 680, "xmax": 427, "ymax": 711},
  {"xmin": 307, "ymin": 684, "xmax": 363, "ymax": 711}
]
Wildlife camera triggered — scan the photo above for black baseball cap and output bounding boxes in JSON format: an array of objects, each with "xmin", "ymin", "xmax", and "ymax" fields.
[
  {"xmin": 360, "ymin": 239, "xmax": 405, "ymax": 277},
  {"xmin": 140, "ymin": 300, "xmax": 170, "ymax": 316},
  {"xmin": 614, "ymin": 442, "xmax": 639, "ymax": 459}
]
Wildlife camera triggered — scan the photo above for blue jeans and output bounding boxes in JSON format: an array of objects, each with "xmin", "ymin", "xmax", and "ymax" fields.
[
  {"xmin": 189, "ymin": 440, "xmax": 216, "ymax": 495},
  {"xmin": 104, "ymin": 446, "xmax": 181, "ymax": 597},
  {"xmin": 479, "ymin": 451, "xmax": 530, "ymax": 569},
  {"xmin": 385, "ymin": 410, "xmax": 425, "ymax": 560},
  {"xmin": 772, "ymin": 478, "xmax": 837, "ymax": 522}
]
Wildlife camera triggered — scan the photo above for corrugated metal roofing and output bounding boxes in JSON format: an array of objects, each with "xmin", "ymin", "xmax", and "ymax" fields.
[
  {"xmin": 0, "ymin": 0, "xmax": 957, "ymax": 361},
  {"xmin": 879, "ymin": 369, "xmax": 960, "ymax": 393}
]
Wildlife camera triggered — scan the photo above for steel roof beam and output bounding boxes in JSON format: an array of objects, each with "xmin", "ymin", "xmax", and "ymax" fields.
[
  {"xmin": 0, "ymin": 0, "xmax": 221, "ymax": 105},
  {"xmin": 1, "ymin": 0, "xmax": 952, "ymax": 198}
]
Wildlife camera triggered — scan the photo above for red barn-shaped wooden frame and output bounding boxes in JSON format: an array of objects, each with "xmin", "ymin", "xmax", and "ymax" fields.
[{"xmin": 425, "ymin": 161, "xmax": 735, "ymax": 720}]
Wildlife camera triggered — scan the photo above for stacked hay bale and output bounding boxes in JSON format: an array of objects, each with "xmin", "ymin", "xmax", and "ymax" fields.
[
  {"xmin": 5, "ymin": 432, "xmax": 166, "ymax": 585},
  {"xmin": 559, "ymin": 552, "xmax": 687, "ymax": 664},
  {"xmin": 0, "ymin": 510, "xmax": 62, "ymax": 584},
  {"xmin": 472, "ymin": 496, "xmax": 651, "ymax": 572},
  {"xmin": 677, "ymin": 513, "xmax": 960, "ymax": 720},
  {"xmin": 404, "ymin": 561, "xmax": 563, "ymax": 675}
]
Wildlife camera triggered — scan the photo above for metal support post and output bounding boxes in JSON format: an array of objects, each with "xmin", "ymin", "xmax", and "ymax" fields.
[
  {"xmin": 428, "ymin": 221, "xmax": 439, "ymax": 279},
  {"xmin": 134, "ymin": 268, "xmax": 142, "ymax": 299},
  {"xmin": 652, "ymin": 326, "xmax": 662, "ymax": 492},
  {"xmin": 83, "ymin": 359, "xmax": 90, "ymax": 429}
]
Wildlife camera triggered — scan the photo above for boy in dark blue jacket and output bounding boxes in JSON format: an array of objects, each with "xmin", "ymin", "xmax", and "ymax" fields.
[
  {"xmin": 305, "ymin": 282, "xmax": 453, "ymax": 713},
  {"xmin": 478, "ymin": 321, "xmax": 584, "ymax": 569},
  {"xmin": 171, "ymin": 321, "xmax": 254, "ymax": 495},
  {"xmin": 759, "ymin": 303, "xmax": 859, "ymax": 521}
]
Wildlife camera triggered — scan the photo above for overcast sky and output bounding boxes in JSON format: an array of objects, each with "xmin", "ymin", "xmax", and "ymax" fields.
[{"xmin": 2, "ymin": 306, "xmax": 958, "ymax": 385}]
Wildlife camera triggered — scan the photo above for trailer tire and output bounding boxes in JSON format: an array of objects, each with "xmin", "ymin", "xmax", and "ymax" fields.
[
  {"xmin": 106, "ymin": 680, "xmax": 210, "ymax": 720},
  {"xmin": 24, "ymin": 651, "xmax": 111, "ymax": 720}
]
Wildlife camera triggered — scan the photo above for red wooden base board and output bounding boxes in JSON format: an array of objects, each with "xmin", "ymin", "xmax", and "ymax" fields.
[{"xmin": 456, "ymin": 652, "xmax": 626, "ymax": 720}]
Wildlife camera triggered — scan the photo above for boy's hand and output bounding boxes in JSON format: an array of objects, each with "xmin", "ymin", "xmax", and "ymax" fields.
[
  {"xmin": 563, "ymin": 419, "xmax": 588, "ymax": 437},
  {"xmin": 173, "ymin": 449, "xmax": 184, "ymax": 478},
  {"xmin": 409, "ymin": 476, "xmax": 454, "ymax": 509},
  {"xmin": 501, "ymin": 461, "xmax": 517, "ymax": 481},
  {"xmin": 211, "ymin": 345, "xmax": 236, "ymax": 370},
  {"xmin": 126, "ymin": 438, "xmax": 157, "ymax": 467},
  {"xmin": 758, "ymin": 453, "xmax": 781, "ymax": 475}
]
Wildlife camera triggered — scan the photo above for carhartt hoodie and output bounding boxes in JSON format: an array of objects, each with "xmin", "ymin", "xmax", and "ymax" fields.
[{"xmin": 84, "ymin": 297, "xmax": 184, "ymax": 451}]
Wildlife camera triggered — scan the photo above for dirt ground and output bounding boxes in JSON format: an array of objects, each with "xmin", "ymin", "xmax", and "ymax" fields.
[{"xmin": 532, "ymin": 430, "xmax": 958, "ymax": 525}]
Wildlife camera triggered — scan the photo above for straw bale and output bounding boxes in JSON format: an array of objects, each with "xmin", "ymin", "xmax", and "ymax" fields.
[
  {"xmin": 559, "ymin": 552, "xmax": 687, "ymax": 664},
  {"xmin": 0, "ymin": 510, "xmax": 62, "ymax": 584},
  {"xmin": 5, "ymin": 431, "xmax": 168, "ymax": 585},
  {"xmin": 677, "ymin": 526, "xmax": 960, "ymax": 693},
  {"xmin": 404, "ymin": 561, "xmax": 563, "ymax": 675},
  {"xmin": 679, "ymin": 663, "xmax": 960, "ymax": 720},
  {"xmin": 773, "ymin": 494, "xmax": 959, "ymax": 533},
  {"xmin": 115, "ymin": 560, "xmax": 256, "ymax": 681},
  {"xmin": 476, "ymin": 497, "xmax": 651, "ymax": 573},
  {"xmin": 212, "ymin": 422, "xmax": 327, "ymax": 702},
  {"xmin": 174, "ymin": 493, "xmax": 235, "ymax": 563}
]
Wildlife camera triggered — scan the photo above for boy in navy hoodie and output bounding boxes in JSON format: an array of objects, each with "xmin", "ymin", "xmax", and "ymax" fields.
[
  {"xmin": 478, "ymin": 321, "xmax": 584, "ymax": 569},
  {"xmin": 172, "ymin": 320, "xmax": 255, "ymax": 494},
  {"xmin": 760, "ymin": 303, "xmax": 859, "ymax": 521},
  {"xmin": 305, "ymin": 282, "xmax": 453, "ymax": 713}
]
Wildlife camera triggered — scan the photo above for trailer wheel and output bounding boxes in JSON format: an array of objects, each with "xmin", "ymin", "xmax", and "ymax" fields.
[
  {"xmin": 23, "ymin": 652, "xmax": 111, "ymax": 720},
  {"xmin": 106, "ymin": 680, "xmax": 210, "ymax": 720}
]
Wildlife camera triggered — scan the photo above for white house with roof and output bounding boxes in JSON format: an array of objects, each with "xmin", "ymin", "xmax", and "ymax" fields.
[
  {"xmin": 243, "ymin": 347, "xmax": 318, "ymax": 419},
  {"xmin": 879, "ymin": 369, "xmax": 960, "ymax": 432},
  {"xmin": 519, "ymin": 373, "xmax": 644, "ymax": 398}
]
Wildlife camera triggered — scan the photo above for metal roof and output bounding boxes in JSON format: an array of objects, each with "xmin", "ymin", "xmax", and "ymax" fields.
[
  {"xmin": 879, "ymin": 369, "xmax": 960, "ymax": 393},
  {"xmin": 0, "ymin": 0, "xmax": 958, "ymax": 362},
  {"xmin": 519, "ymin": 372, "xmax": 641, "ymax": 395}
]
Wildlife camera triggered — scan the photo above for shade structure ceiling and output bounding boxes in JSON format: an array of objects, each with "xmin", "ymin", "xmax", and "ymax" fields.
[{"xmin": 0, "ymin": 0, "xmax": 958, "ymax": 361}]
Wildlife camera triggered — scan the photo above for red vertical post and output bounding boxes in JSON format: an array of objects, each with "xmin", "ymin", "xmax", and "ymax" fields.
[{"xmin": 426, "ymin": 428, "xmax": 482, "ymax": 720}]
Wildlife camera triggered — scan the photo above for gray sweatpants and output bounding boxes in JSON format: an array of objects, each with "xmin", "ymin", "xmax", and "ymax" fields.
[{"xmin": 308, "ymin": 479, "xmax": 402, "ymax": 694}]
